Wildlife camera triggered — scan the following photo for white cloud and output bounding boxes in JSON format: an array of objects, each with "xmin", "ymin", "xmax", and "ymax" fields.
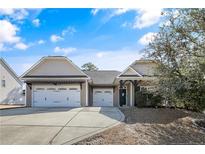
[
  {"xmin": 32, "ymin": 18, "xmax": 40, "ymax": 27},
  {"xmin": 121, "ymin": 21, "xmax": 133, "ymax": 28},
  {"xmin": 110, "ymin": 8, "xmax": 134, "ymax": 17},
  {"xmin": 0, "ymin": 9, "xmax": 28, "ymax": 21},
  {"xmin": 0, "ymin": 20, "xmax": 20, "ymax": 44},
  {"xmin": 54, "ymin": 46, "xmax": 76, "ymax": 55},
  {"xmin": 50, "ymin": 26, "xmax": 76, "ymax": 43},
  {"xmin": 71, "ymin": 48, "xmax": 143, "ymax": 71},
  {"xmin": 0, "ymin": 8, "xmax": 15, "ymax": 15},
  {"xmin": 50, "ymin": 34, "xmax": 63, "ymax": 43},
  {"xmin": 0, "ymin": 20, "xmax": 29, "ymax": 51},
  {"xmin": 0, "ymin": 43, "xmax": 6, "ymax": 51},
  {"xmin": 62, "ymin": 26, "xmax": 76, "ymax": 36},
  {"xmin": 92, "ymin": 8, "xmax": 163, "ymax": 29},
  {"xmin": 91, "ymin": 9, "xmax": 100, "ymax": 16},
  {"xmin": 96, "ymin": 52, "xmax": 110, "ymax": 58},
  {"xmin": 14, "ymin": 42, "xmax": 29, "ymax": 50},
  {"xmin": 133, "ymin": 8, "xmax": 163, "ymax": 29},
  {"xmin": 139, "ymin": 32, "xmax": 157, "ymax": 45},
  {"xmin": 38, "ymin": 39, "xmax": 45, "ymax": 44}
]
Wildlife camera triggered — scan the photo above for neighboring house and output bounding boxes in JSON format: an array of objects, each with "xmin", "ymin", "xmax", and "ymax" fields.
[
  {"xmin": 0, "ymin": 58, "xmax": 25, "ymax": 105},
  {"xmin": 21, "ymin": 56, "xmax": 158, "ymax": 107}
]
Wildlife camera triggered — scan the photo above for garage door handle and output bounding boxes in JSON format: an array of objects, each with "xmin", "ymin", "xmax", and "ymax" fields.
[
  {"xmin": 67, "ymin": 97, "xmax": 69, "ymax": 101},
  {"xmin": 45, "ymin": 97, "xmax": 47, "ymax": 101}
]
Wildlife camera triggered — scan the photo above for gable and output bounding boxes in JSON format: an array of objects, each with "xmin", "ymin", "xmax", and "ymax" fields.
[
  {"xmin": 22, "ymin": 57, "xmax": 88, "ymax": 77},
  {"xmin": 119, "ymin": 67, "xmax": 142, "ymax": 77},
  {"xmin": 0, "ymin": 59, "xmax": 22, "ymax": 85},
  {"xmin": 123, "ymin": 67, "xmax": 139, "ymax": 75},
  {"xmin": 131, "ymin": 62, "xmax": 158, "ymax": 76}
]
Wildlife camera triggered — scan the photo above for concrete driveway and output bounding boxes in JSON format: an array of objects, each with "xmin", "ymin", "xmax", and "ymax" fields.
[{"xmin": 0, "ymin": 107, "xmax": 124, "ymax": 145}]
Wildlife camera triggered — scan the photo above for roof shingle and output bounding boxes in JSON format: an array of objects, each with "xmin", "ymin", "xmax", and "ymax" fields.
[{"xmin": 84, "ymin": 70, "xmax": 120, "ymax": 85}]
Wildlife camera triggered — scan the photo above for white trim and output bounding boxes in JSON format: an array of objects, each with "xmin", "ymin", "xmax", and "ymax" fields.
[
  {"xmin": 117, "ymin": 76, "xmax": 157, "ymax": 80},
  {"xmin": 20, "ymin": 56, "xmax": 90, "ymax": 79},
  {"xmin": 0, "ymin": 58, "xmax": 22, "ymax": 85},
  {"xmin": 64, "ymin": 57, "xmax": 90, "ymax": 78},
  {"xmin": 130, "ymin": 82, "xmax": 133, "ymax": 107},
  {"xmin": 118, "ymin": 85, "xmax": 128, "ymax": 107},
  {"xmin": 85, "ymin": 79, "xmax": 88, "ymax": 106},
  {"xmin": 117, "ymin": 66, "xmax": 142, "ymax": 78},
  {"xmin": 93, "ymin": 88, "xmax": 113, "ymax": 107},
  {"xmin": 20, "ymin": 57, "xmax": 45, "ymax": 78},
  {"xmin": 21, "ymin": 77, "xmax": 89, "ymax": 80}
]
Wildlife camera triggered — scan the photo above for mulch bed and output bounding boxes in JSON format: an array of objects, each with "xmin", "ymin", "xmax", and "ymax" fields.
[
  {"xmin": 76, "ymin": 108, "xmax": 205, "ymax": 145},
  {"xmin": 194, "ymin": 119, "xmax": 205, "ymax": 131}
]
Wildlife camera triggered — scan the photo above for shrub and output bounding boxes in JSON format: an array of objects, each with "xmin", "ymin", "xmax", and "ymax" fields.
[{"xmin": 135, "ymin": 91, "xmax": 163, "ymax": 108}]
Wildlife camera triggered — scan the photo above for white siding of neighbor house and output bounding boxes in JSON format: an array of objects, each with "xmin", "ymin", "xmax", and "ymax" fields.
[
  {"xmin": 0, "ymin": 63, "xmax": 24, "ymax": 104},
  {"xmin": 27, "ymin": 59, "xmax": 85, "ymax": 76}
]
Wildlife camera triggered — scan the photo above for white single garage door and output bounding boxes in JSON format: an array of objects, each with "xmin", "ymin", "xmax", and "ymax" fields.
[
  {"xmin": 32, "ymin": 84, "xmax": 81, "ymax": 107},
  {"xmin": 93, "ymin": 88, "xmax": 113, "ymax": 106}
]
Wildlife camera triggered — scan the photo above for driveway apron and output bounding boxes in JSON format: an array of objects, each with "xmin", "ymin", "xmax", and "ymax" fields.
[{"xmin": 0, "ymin": 107, "xmax": 124, "ymax": 145}]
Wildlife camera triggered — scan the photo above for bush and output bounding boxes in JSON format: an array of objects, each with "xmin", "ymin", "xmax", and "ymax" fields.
[
  {"xmin": 135, "ymin": 91, "xmax": 163, "ymax": 108},
  {"xmin": 135, "ymin": 91, "xmax": 147, "ymax": 107}
]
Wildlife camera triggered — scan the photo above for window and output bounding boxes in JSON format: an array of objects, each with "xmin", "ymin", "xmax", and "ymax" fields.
[
  {"xmin": 1, "ymin": 80, "xmax": 5, "ymax": 87},
  {"xmin": 140, "ymin": 86, "xmax": 157, "ymax": 92},
  {"xmin": 47, "ymin": 88, "xmax": 56, "ymax": 90},
  {"xmin": 58, "ymin": 88, "xmax": 67, "ymax": 90},
  {"xmin": 104, "ymin": 91, "xmax": 111, "ymax": 94},
  {"xmin": 36, "ymin": 88, "xmax": 45, "ymax": 90},
  {"xmin": 69, "ymin": 88, "xmax": 78, "ymax": 90}
]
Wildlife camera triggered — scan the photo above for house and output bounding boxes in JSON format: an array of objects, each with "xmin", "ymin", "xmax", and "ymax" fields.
[
  {"xmin": 0, "ymin": 58, "xmax": 25, "ymax": 105},
  {"xmin": 21, "ymin": 56, "xmax": 158, "ymax": 107}
]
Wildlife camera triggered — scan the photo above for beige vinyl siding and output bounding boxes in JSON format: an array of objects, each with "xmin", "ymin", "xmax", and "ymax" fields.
[
  {"xmin": 113, "ymin": 86, "xmax": 119, "ymax": 107},
  {"xmin": 27, "ymin": 59, "xmax": 85, "ymax": 76},
  {"xmin": 81, "ymin": 82, "xmax": 87, "ymax": 107},
  {"xmin": 25, "ymin": 83, "xmax": 32, "ymax": 107},
  {"xmin": 123, "ymin": 68, "xmax": 138, "ymax": 75},
  {"xmin": 131, "ymin": 63, "xmax": 158, "ymax": 76}
]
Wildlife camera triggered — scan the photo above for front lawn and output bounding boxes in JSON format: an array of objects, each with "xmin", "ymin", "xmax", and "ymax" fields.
[{"xmin": 76, "ymin": 108, "xmax": 205, "ymax": 144}]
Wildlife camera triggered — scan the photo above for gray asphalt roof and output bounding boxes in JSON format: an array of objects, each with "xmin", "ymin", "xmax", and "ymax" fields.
[{"xmin": 84, "ymin": 70, "xmax": 121, "ymax": 85}]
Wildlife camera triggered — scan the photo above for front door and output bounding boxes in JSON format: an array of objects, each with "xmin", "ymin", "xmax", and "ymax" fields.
[{"xmin": 119, "ymin": 88, "xmax": 126, "ymax": 106}]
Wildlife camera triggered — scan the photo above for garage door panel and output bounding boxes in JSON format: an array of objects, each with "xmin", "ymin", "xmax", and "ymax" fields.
[
  {"xmin": 32, "ymin": 85, "xmax": 81, "ymax": 107},
  {"xmin": 93, "ymin": 88, "xmax": 113, "ymax": 107}
]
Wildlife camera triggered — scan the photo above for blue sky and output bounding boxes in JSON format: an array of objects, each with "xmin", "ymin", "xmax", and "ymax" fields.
[{"xmin": 0, "ymin": 8, "xmax": 164, "ymax": 75}]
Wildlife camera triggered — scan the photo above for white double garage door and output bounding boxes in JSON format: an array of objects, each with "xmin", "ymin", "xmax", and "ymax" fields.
[{"xmin": 32, "ymin": 84, "xmax": 81, "ymax": 107}]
